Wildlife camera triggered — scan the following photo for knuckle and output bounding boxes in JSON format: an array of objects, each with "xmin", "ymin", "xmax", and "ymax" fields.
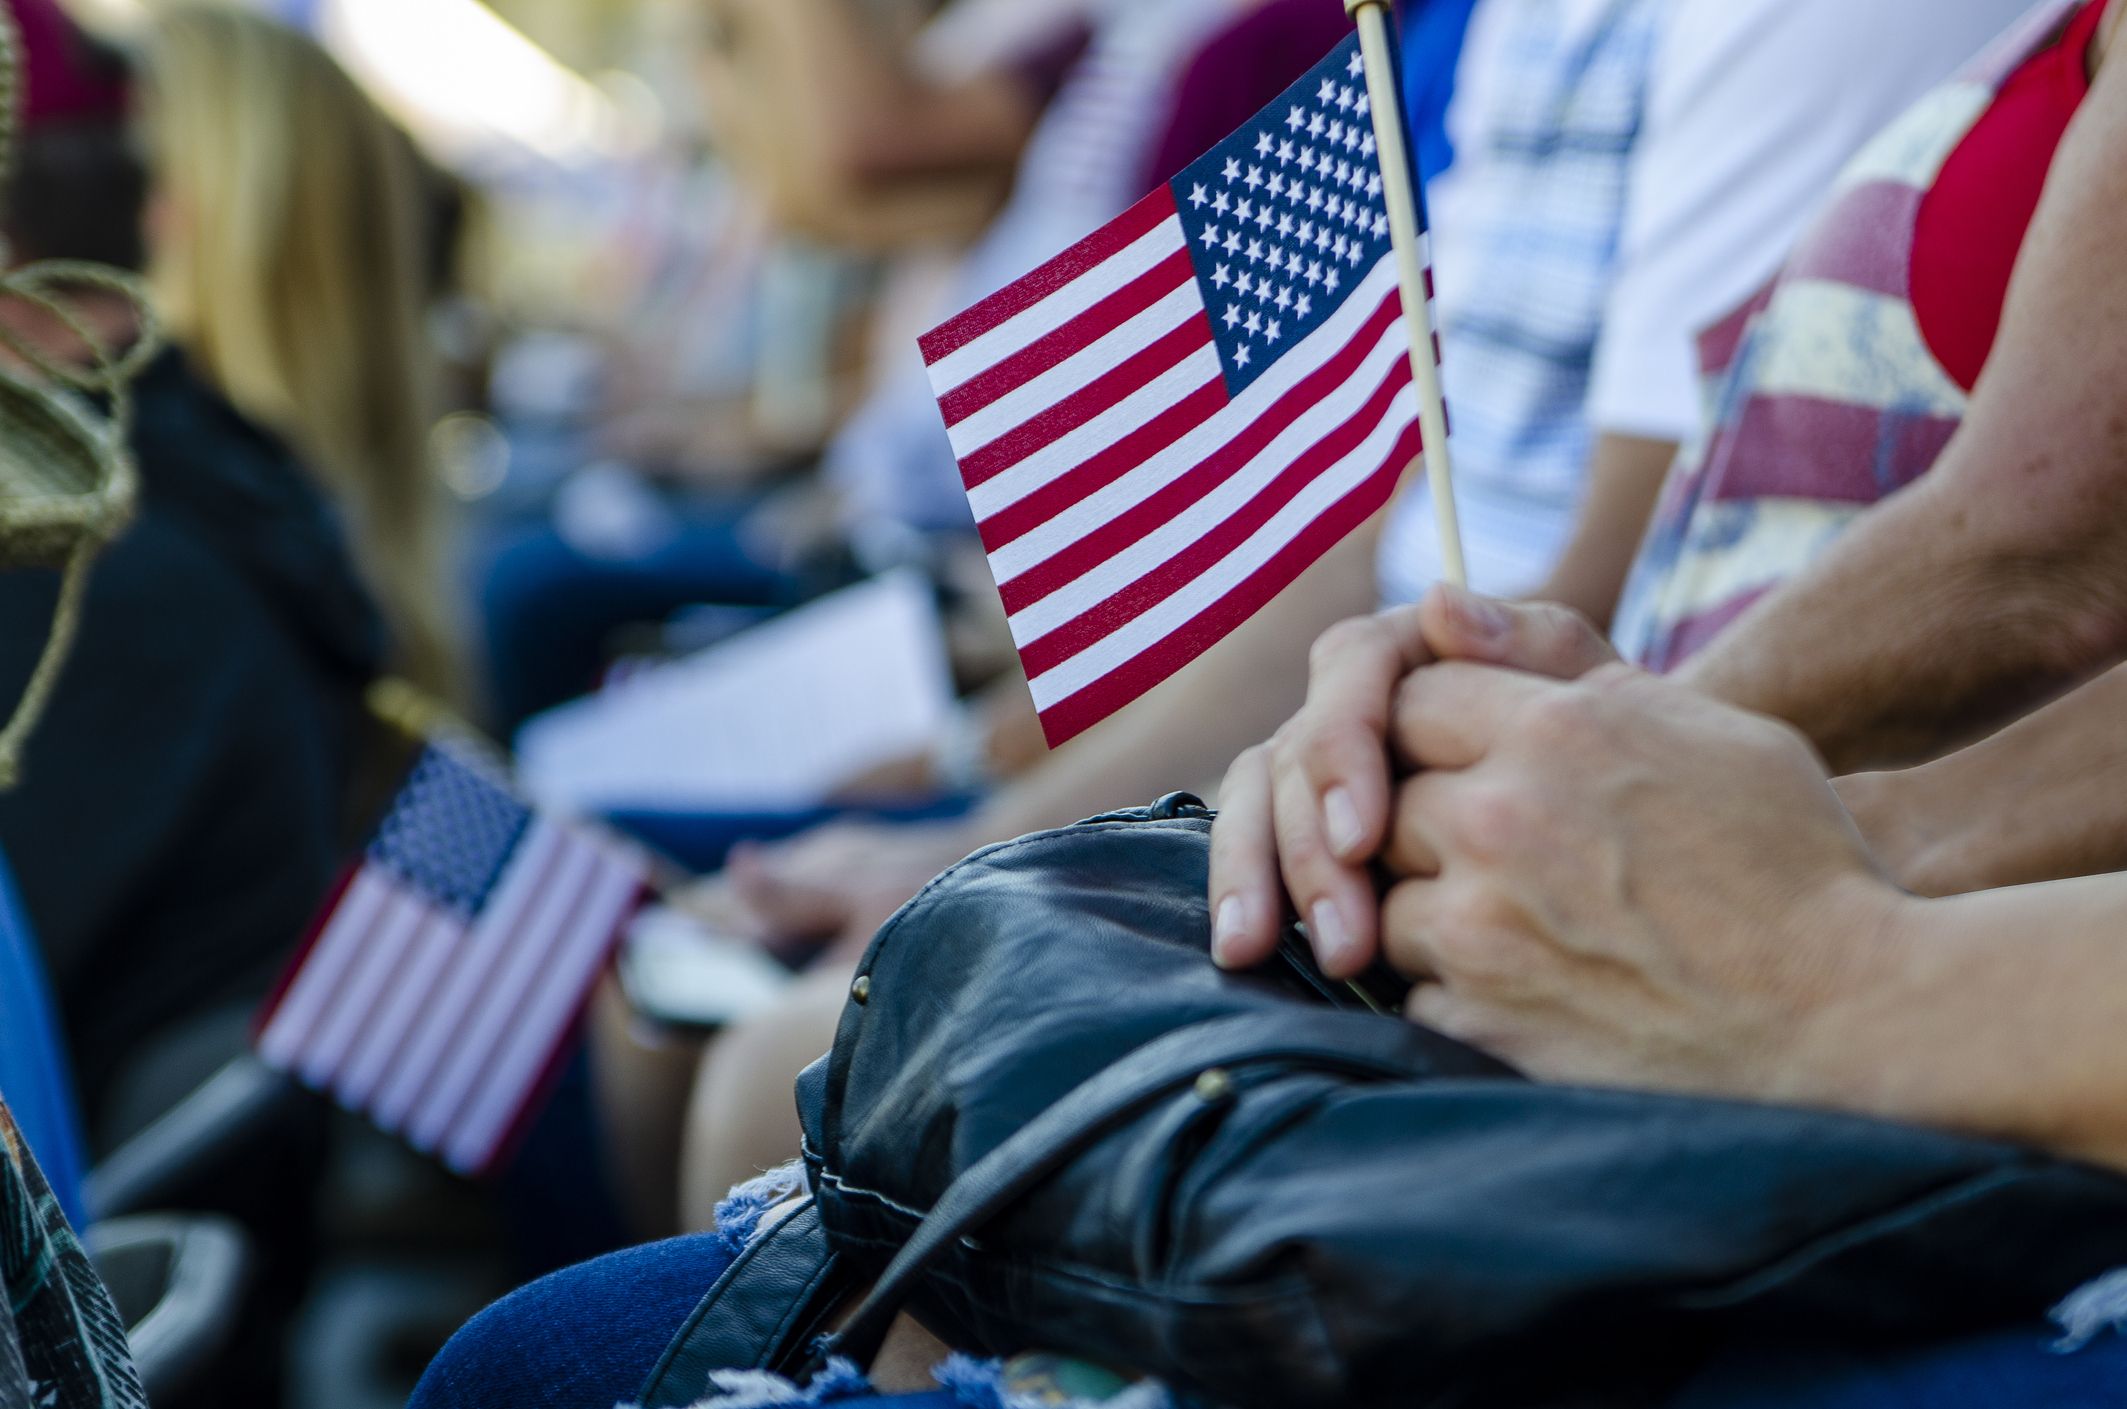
[
  {"xmin": 1448, "ymin": 779, "xmax": 1547, "ymax": 862},
  {"xmin": 1519, "ymin": 685, "xmax": 1608, "ymax": 750},
  {"xmin": 1309, "ymin": 616, "xmax": 1384, "ymax": 675}
]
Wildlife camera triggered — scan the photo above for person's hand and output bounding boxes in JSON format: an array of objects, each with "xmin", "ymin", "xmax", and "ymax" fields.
[
  {"xmin": 712, "ymin": 819, "xmax": 978, "ymax": 962},
  {"xmin": 1374, "ymin": 661, "xmax": 1904, "ymax": 1100},
  {"xmin": 1210, "ymin": 586, "xmax": 1617, "ymax": 977},
  {"xmin": 1832, "ymin": 769, "xmax": 1967, "ymax": 898}
]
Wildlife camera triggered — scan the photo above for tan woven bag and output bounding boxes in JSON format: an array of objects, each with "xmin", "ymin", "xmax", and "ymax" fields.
[{"xmin": 0, "ymin": 2, "xmax": 159, "ymax": 787}]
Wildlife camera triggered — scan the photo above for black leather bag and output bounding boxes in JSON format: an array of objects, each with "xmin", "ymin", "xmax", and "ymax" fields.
[{"xmin": 646, "ymin": 797, "xmax": 2127, "ymax": 1409}]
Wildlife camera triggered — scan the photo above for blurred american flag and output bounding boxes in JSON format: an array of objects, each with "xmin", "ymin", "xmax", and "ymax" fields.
[{"xmin": 257, "ymin": 736, "xmax": 647, "ymax": 1177}]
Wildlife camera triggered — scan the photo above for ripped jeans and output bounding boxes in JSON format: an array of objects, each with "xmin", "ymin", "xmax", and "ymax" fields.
[
  {"xmin": 410, "ymin": 1162, "xmax": 2127, "ymax": 1409},
  {"xmin": 407, "ymin": 1165, "xmax": 1178, "ymax": 1409}
]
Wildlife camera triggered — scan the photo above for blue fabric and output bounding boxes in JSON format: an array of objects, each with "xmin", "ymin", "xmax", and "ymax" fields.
[
  {"xmin": 1401, "ymin": 0, "xmax": 1481, "ymax": 183},
  {"xmin": 608, "ymin": 795, "xmax": 979, "ymax": 876},
  {"xmin": 1671, "ymin": 1325, "xmax": 2127, "ymax": 1408},
  {"xmin": 409, "ymin": 1230, "xmax": 739, "ymax": 1409},
  {"xmin": 476, "ymin": 498, "xmax": 804, "ymax": 732},
  {"xmin": 0, "ymin": 852, "xmax": 88, "ymax": 1231}
]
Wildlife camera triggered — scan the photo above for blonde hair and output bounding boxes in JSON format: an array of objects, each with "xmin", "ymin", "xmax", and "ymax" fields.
[{"xmin": 143, "ymin": 6, "xmax": 455, "ymax": 696}]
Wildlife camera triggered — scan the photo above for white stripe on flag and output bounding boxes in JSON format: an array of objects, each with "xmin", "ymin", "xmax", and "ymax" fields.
[
  {"xmin": 298, "ymin": 885, "xmax": 432, "ymax": 1090},
  {"xmin": 443, "ymin": 850, "xmax": 640, "ymax": 1173},
  {"xmin": 1027, "ymin": 383, "xmax": 1420, "ymax": 710},
  {"xmin": 372, "ymin": 821, "xmax": 565, "ymax": 1136},
  {"xmin": 996, "ymin": 289, "xmax": 1407, "ymax": 605},
  {"xmin": 257, "ymin": 867, "xmax": 394, "ymax": 1070},
  {"xmin": 331, "ymin": 907, "xmax": 465, "ymax": 1110},
  {"xmin": 945, "ymin": 278, "xmax": 1202, "ymax": 458},
  {"xmin": 405, "ymin": 831, "xmax": 600, "ymax": 1155},
  {"xmin": 924, "ymin": 216, "xmax": 1188, "ymax": 394}
]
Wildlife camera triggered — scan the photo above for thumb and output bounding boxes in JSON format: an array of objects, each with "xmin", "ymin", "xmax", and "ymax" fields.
[{"xmin": 1419, "ymin": 585, "xmax": 1618, "ymax": 680}]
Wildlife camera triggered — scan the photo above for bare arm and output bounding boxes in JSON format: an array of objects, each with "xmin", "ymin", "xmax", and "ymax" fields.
[
  {"xmin": 1803, "ymin": 874, "xmax": 2127, "ymax": 1175},
  {"xmin": 973, "ymin": 519, "xmax": 1387, "ymax": 839},
  {"xmin": 1679, "ymin": 39, "xmax": 2127, "ymax": 770},
  {"xmin": 1837, "ymin": 663, "xmax": 2127, "ymax": 897},
  {"xmin": 1530, "ymin": 433, "xmax": 1677, "ymax": 629}
]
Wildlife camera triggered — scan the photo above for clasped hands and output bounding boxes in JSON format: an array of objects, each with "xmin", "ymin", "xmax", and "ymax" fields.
[{"xmin": 1208, "ymin": 587, "xmax": 1911, "ymax": 1105}]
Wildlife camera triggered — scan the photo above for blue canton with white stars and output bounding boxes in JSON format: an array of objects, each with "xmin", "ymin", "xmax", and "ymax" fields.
[
  {"xmin": 1172, "ymin": 36, "xmax": 1395, "ymax": 396},
  {"xmin": 369, "ymin": 744, "xmax": 532, "ymax": 916}
]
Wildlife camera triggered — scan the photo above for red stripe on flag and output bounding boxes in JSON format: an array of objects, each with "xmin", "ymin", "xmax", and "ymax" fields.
[
  {"xmin": 992, "ymin": 290, "xmax": 1406, "ymax": 611},
  {"xmin": 920, "ymin": 191, "xmax": 1178, "ymax": 364},
  {"xmin": 1032, "ymin": 436, "xmax": 1415, "ymax": 747},
  {"xmin": 957, "ymin": 315, "xmax": 1216, "ymax": 488},
  {"xmin": 1013, "ymin": 366, "xmax": 1413, "ymax": 678},
  {"xmin": 937, "ymin": 249, "xmax": 1196, "ymax": 425},
  {"xmin": 976, "ymin": 379, "xmax": 1228, "ymax": 555}
]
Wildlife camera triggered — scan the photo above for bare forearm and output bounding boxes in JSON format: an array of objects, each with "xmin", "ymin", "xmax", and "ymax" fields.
[
  {"xmin": 1533, "ymin": 433, "xmax": 1677, "ymax": 630},
  {"xmin": 1838, "ymin": 664, "xmax": 2127, "ymax": 895},
  {"xmin": 973, "ymin": 524, "xmax": 1384, "ymax": 839},
  {"xmin": 1796, "ymin": 875, "xmax": 2127, "ymax": 1175},
  {"xmin": 1679, "ymin": 468, "xmax": 2127, "ymax": 771}
]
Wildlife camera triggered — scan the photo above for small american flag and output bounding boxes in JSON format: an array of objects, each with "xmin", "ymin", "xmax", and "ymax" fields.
[
  {"xmin": 923, "ymin": 35, "xmax": 1438, "ymax": 745},
  {"xmin": 256, "ymin": 737, "xmax": 648, "ymax": 1177}
]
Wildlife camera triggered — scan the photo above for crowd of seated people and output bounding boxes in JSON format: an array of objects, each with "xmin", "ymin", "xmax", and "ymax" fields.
[{"xmin": 3, "ymin": 0, "xmax": 2127, "ymax": 1405}]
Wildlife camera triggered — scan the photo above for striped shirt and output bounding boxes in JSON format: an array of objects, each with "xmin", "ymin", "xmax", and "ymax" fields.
[{"xmin": 1612, "ymin": 1, "xmax": 2077, "ymax": 667}]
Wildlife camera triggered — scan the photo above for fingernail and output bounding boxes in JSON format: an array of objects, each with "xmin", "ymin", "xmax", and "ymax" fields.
[
  {"xmin": 1446, "ymin": 586, "xmax": 1509, "ymax": 643},
  {"xmin": 1212, "ymin": 895, "xmax": 1249, "ymax": 967},
  {"xmin": 1323, "ymin": 787, "xmax": 1366, "ymax": 859},
  {"xmin": 1310, "ymin": 899, "xmax": 1354, "ymax": 974}
]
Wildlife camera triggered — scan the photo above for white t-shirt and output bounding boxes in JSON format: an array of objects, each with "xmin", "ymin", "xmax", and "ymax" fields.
[{"xmin": 1378, "ymin": 0, "xmax": 2032, "ymax": 606}]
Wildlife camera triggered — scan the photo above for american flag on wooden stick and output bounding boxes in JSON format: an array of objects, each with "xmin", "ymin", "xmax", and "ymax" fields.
[
  {"xmin": 256, "ymin": 701, "xmax": 648, "ymax": 1177},
  {"xmin": 923, "ymin": 34, "xmax": 1440, "ymax": 746}
]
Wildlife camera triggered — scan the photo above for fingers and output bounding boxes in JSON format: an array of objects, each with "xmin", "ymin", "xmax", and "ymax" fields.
[
  {"xmin": 1272, "ymin": 726, "xmax": 1383, "ymax": 978},
  {"xmin": 1208, "ymin": 746, "xmax": 1285, "ymax": 970},
  {"xmin": 726, "ymin": 842, "xmax": 849, "ymax": 945},
  {"xmin": 1388, "ymin": 661, "xmax": 1563, "ymax": 771},
  {"xmin": 1294, "ymin": 611, "xmax": 1435, "ymax": 865},
  {"xmin": 1418, "ymin": 585, "xmax": 1618, "ymax": 680},
  {"xmin": 1380, "ymin": 768, "xmax": 1454, "ymax": 878}
]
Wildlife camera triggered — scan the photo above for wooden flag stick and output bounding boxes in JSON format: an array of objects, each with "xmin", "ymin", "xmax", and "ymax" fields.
[{"xmin": 1346, "ymin": 0, "xmax": 1466, "ymax": 588}]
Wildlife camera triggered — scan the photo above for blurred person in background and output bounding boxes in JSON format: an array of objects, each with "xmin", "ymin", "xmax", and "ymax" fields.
[
  {"xmin": 143, "ymin": 4, "xmax": 457, "ymax": 701},
  {"xmin": 476, "ymin": 0, "xmax": 1095, "ymax": 731},
  {"xmin": 0, "ymin": 0, "xmax": 394, "ymax": 1139},
  {"xmin": 662, "ymin": 0, "xmax": 2029, "ymax": 1217}
]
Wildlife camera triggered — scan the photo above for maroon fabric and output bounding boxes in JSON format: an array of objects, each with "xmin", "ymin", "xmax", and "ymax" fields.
[
  {"xmin": 1140, "ymin": 0, "xmax": 1355, "ymax": 193},
  {"xmin": 6, "ymin": 0, "xmax": 127, "ymax": 127}
]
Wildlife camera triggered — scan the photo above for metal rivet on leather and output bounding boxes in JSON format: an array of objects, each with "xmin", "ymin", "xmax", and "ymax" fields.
[
  {"xmin": 851, "ymin": 975, "xmax": 871, "ymax": 1005},
  {"xmin": 1193, "ymin": 1068, "xmax": 1236, "ymax": 1104}
]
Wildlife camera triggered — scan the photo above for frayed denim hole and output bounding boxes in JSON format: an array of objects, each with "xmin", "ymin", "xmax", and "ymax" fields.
[
  {"xmin": 677, "ymin": 1355, "xmax": 874, "ymax": 1408},
  {"xmin": 711, "ymin": 1162, "xmax": 808, "ymax": 1259},
  {"xmin": 2052, "ymin": 1266, "xmax": 2127, "ymax": 1354}
]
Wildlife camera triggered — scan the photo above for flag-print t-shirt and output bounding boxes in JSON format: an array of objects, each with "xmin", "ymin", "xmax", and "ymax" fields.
[{"xmin": 1613, "ymin": 0, "xmax": 2111, "ymax": 668}]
